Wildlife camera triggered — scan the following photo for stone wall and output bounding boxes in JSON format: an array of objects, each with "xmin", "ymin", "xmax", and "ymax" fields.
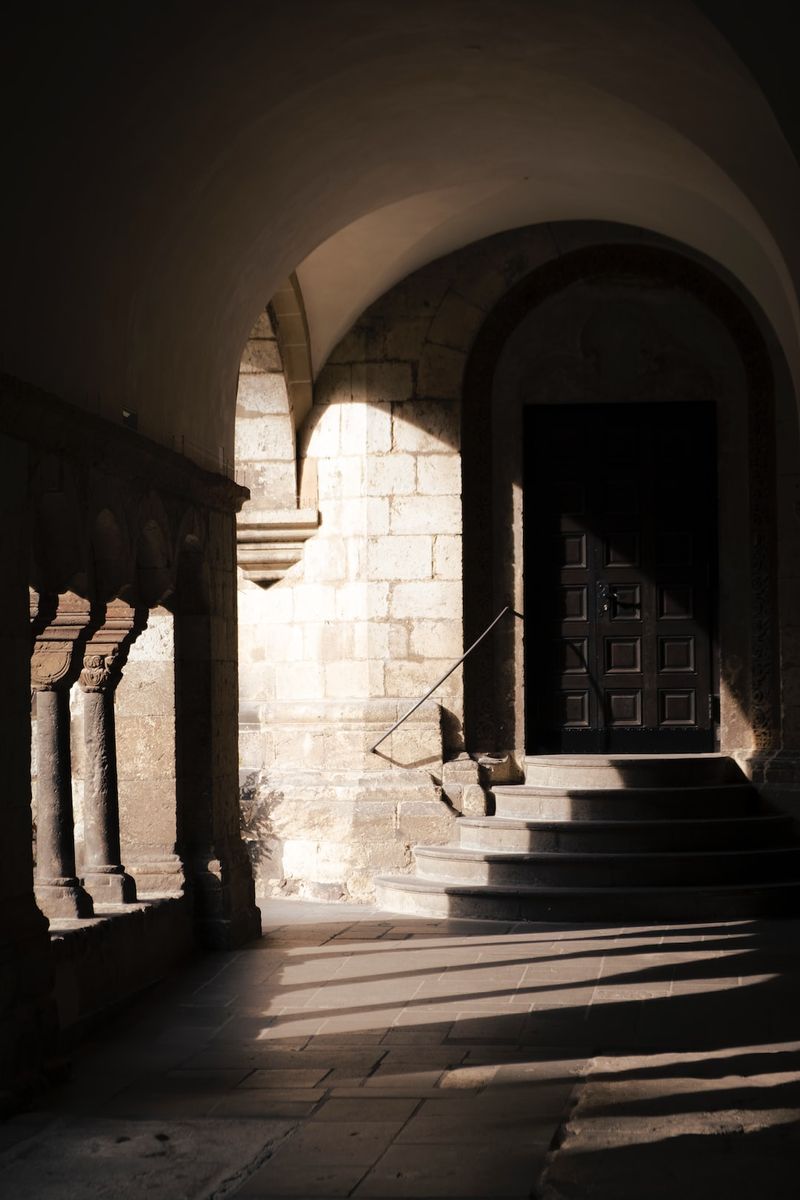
[
  {"xmin": 237, "ymin": 222, "xmax": 800, "ymax": 902},
  {"xmin": 116, "ymin": 611, "xmax": 182, "ymax": 895},
  {"xmin": 235, "ymin": 308, "xmax": 297, "ymax": 510},
  {"xmin": 237, "ymin": 227, "xmax": 569, "ymax": 901}
]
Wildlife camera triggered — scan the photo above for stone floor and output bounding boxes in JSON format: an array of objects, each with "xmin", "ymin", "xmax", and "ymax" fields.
[{"xmin": 3, "ymin": 900, "xmax": 800, "ymax": 1198}]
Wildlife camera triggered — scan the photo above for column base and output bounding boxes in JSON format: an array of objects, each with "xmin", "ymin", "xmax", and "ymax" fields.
[
  {"xmin": 83, "ymin": 867, "xmax": 137, "ymax": 904},
  {"xmin": 125, "ymin": 852, "xmax": 186, "ymax": 897},
  {"xmin": 35, "ymin": 877, "xmax": 94, "ymax": 919},
  {"xmin": 188, "ymin": 844, "xmax": 262, "ymax": 950}
]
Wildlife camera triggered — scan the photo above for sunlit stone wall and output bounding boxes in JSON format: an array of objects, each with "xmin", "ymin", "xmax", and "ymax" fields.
[{"xmin": 236, "ymin": 227, "xmax": 561, "ymax": 900}]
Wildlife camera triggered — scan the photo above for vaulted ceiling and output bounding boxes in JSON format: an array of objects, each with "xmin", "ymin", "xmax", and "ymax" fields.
[{"xmin": 4, "ymin": 2, "xmax": 800, "ymax": 465}]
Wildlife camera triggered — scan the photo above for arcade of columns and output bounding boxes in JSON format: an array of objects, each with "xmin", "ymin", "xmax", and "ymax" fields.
[
  {"xmin": 31, "ymin": 594, "xmax": 146, "ymax": 918},
  {"xmin": 1, "ymin": 376, "xmax": 261, "ymax": 1105}
]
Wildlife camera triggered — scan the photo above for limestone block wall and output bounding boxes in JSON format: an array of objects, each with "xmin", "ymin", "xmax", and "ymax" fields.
[
  {"xmin": 237, "ymin": 227, "xmax": 573, "ymax": 901},
  {"xmin": 63, "ymin": 610, "xmax": 180, "ymax": 895},
  {"xmin": 116, "ymin": 610, "xmax": 181, "ymax": 895},
  {"xmin": 237, "ymin": 221, "xmax": 800, "ymax": 901},
  {"xmin": 235, "ymin": 308, "xmax": 297, "ymax": 510}
]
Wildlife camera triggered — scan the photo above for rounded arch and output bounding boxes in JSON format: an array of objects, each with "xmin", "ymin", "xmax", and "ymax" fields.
[
  {"xmin": 133, "ymin": 497, "xmax": 173, "ymax": 608},
  {"xmin": 461, "ymin": 233, "xmax": 789, "ymax": 760},
  {"xmin": 173, "ymin": 532, "xmax": 211, "ymax": 618},
  {"xmin": 90, "ymin": 506, "xmax": 131, "ymax": 603},
  {"xmin": 30, "ymin": 454, "xmax": 88, "ymax": 598}
]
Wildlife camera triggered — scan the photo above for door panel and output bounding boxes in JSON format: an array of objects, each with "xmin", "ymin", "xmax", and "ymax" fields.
[{"xmin": 524, "ymin": 402, "xmax": 717, "ymax": 753}]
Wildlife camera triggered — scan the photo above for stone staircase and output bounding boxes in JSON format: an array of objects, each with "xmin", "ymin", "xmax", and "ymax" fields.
[{"xmin": 375, "ymin": 754, "xmax": 800, "ymax": 922}]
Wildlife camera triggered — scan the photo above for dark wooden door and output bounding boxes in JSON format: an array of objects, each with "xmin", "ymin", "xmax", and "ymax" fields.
[{"xmin": 524, "ymin": 402, "xmax": 718, "ymax": 753}]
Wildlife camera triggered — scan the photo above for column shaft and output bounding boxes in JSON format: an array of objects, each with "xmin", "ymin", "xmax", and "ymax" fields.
[
  {"xmin": 34, "ymin": 689, "xmax": 93, "ymax": 918},
  {"xmin": 82, "ymin": 686, "xmax": 136, "ymax": 902}
]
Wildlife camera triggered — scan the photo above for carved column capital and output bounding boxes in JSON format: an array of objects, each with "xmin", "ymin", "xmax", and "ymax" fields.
[
  {"xmin": 79, "ymin": 649, "xmax": 122, "ymax": 693},
  {"xmin": 77, "ymin": 600, "xmax": 147, "ymax": 695},
  {"xmin": 30, "ymin": 643, "xmax": 75, "ymax": 691},
  {"xmin": 30, "ymin": 591, "xmax": 96, "ymax": 692}
]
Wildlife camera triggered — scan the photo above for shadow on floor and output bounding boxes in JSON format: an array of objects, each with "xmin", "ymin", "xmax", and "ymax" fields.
[{"xmin": 2, "ymin": 903, "xmax": 800, "ymax": 1198}]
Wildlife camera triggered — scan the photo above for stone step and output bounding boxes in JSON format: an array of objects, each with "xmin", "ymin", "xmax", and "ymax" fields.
[
  {"xmin": 524, "ymin": 753, "xmax": 744, "ymax": 789},
  {"xmin": 375, "ymin": 875, "xmax": 800, "ymax": 924},
  {"xmin": 458, "ymin": 812, "xmax": 795, "ymax": 853},
  {"xmin": 492, "ymin": 783, "xmax": 758, "ymax": 821},
  {"xmin": 377, "ymin": 753, "xmax": 800, "ymax": 924},
  {"xmin": 412, "ymin": 844, "xmax": 800, "ymax": 888}
]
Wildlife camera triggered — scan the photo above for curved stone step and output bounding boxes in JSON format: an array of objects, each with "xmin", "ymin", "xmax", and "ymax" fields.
[
  {"xmin": 458, "ymin": 813, "xmax": 794, "ymax": 854},
  {"xmin": 375, "ymin": 875, "xmax": 800, "ymax": 924},
  {"xmin": 524, "ymin": 753, "xmax": 745, "ymax": 789},
  {"xmin": 412, "ymin": 844, "xmax": 800, "ymax": 888},
  {"xmin": 492, "ymin": 783, "xmax": 758, "ymax": 821}
]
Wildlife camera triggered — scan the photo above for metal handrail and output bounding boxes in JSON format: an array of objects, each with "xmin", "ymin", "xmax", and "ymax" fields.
[{"xmin": 370, "ymin": 605, "xmax": 516, "ymax": 753}]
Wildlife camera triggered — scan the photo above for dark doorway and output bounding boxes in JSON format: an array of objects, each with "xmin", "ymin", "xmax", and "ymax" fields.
[{"xmin": 524, "ymin": 402, "xmax": 718, "ymax": 753}]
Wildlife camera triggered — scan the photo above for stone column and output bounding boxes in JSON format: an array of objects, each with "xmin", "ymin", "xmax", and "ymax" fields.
[
  {"xmin": 78, "ymin": 601, "xmax": 145, "ymax": 904},
  {"xmin": 174, "ymin": 513, "xmax": 261, "ymax": 948},
  {"xmin": 31, "ymin": 592, "xmax": 96, "ymax": 919}
]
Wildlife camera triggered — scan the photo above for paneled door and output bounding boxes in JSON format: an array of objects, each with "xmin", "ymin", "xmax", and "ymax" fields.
[{"xmin": 524, "ymin": 402, "xmax": 718, "ymax": 753}]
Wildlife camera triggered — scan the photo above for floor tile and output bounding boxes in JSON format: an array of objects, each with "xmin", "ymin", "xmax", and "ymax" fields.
[{"xmin": 5, "ymin": 902, "xmax": 800, "ymax": 1200}]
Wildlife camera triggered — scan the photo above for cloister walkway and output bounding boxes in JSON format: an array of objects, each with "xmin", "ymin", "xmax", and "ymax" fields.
[{"xmin": 2, "ymin": 900, "xmax": 800, "ymax": 1198}]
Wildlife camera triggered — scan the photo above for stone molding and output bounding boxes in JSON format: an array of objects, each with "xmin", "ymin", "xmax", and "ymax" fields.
[
  {"xmin": 237, "ymin": 507, "xmax": 319, "ymax": 586},
  {"xmin": 0, "ymin": 372, "xmax": 247, "ymax": 516}
]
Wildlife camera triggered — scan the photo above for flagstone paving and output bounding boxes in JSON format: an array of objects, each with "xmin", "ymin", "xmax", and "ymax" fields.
[{"xmin": 2, "ymin": 901, "xmax": 800, "ymax": 1197}]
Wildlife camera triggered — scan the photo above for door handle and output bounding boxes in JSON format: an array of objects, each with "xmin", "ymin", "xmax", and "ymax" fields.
[{"xmin": 597, "ymin": 582, "xmax": 611, "ymax": 614}]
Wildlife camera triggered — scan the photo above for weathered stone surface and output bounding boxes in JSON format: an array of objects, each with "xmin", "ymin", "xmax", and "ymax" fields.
[
  {"xmin": 235, "ymin": 413, "xmax": 295, "ymax": 461},
  {"xmin": 299, "ymin": 403, "xmax": 341, "ymax": 456},
  {"xmin": 236, "ymin": 367, "xmax": 287, "ymax": 409},
  {"xmin": 314, "ymin": 363, "xmax": 352, "ymax": 406},
  {"xmin": 409, "ymin": 618, "xmax": 463, "ymax": 659},
  {"xmin": 393, "ymin": 400, "xmax": 460, "ymax": 452},
  {"xmin": 365, "ymin": 402, "xmax": 393, "ymax": 453},
  {"xmin": 417, "ymin": 345, "xmax": 466, "ymax": 402},
  {"xmin": 244, "ymin": 761, "xmax": 450, "ymax": 900},
  {"xmin": 427, "ymin": 291, "xmax": 486, "ymax": 351},
  {"xmin": 390, "ymin": 579, "xmax": 462, "ymax": 619},
  {"xmin": 365, "ymin": 453, "xmax": 416, "ymax": 496},
  {"xmin": 0, "ymin": 1117, "xmax": 292, "ymax": 1200},
  {"xmin": 362, "ymin": 362, "xmax": 414, "ymax": 405},
  {"xmin": 416, "ymin": 454, "xmax": 462, "ymax": 496},
  {"xmin": 433, "ymin": 533, "xmax": 462, "ymax": 579},
  {"xmin": 10, "ymin": 898, "xmax": 800, "ymax": 1197},
  {"xmin": 367, "ymin": 535, "xmax": 433, "ymax": 581},
  {"xmin": 238, "ymin": 337, "xmax": 282, "ymax": 375},
  {"xmin": 390, "ymin": 494, "xmax": 461, "ymax": 535},
  {"xmin": 541, "ymin": 1045, "xmax": 800, "ymax": 1200}
]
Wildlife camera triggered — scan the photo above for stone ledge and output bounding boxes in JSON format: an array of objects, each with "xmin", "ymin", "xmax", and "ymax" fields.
[
  {"xmin": 47, "ymin": 895, "xmax": 193, "ymax": 1043},
  {"xmin": 237, "ymin": 507, "xmax": 320, "ymax": 585},
  {"xmin": 257, "ymin": 697, "xmax": 441, "ymax": 725},
  {"xmin": 0, "ymin": 373, "xmax": 247, "ymax": 513}
]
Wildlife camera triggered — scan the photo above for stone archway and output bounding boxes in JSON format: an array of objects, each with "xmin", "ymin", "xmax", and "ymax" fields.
[{"xmin": 461, "ymin": 235, "xmax": 794, "ymax": 780}]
